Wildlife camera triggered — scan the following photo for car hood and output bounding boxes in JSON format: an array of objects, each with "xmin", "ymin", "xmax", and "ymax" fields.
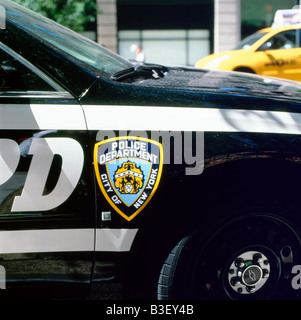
[
  {"xmin": 139, "ymin": 66, "xmax": 301, "ymax": 97},
  {"xmin": 86, "ymin": 66, "xmax": 301, "ymax": 113},
  {"xmin": 133, "ymin": 66, "xmax": 301, "ymax": 111}
]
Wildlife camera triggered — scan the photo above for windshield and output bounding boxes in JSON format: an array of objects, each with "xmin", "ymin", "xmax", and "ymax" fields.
[
  {"xmin": 3, "ymin": 0, "xmax": 132, "ymax": 76},
  {"xmin": 233, "ymin": 31, "xmax": 268, "ymax": 50}
]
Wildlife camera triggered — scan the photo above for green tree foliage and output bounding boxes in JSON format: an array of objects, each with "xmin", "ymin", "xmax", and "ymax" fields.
[{"xmin": 14, "ymin": 0, "xmax": 96, "ymax": 32}]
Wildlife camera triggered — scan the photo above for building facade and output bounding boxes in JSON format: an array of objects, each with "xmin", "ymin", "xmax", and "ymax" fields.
[{"xmin": 96, "ymin": 0, "xmax": 298, "ymax": 66}]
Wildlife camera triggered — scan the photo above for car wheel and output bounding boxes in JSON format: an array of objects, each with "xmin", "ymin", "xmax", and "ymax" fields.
[{"xmin": 158, "ymin": 211, "xmax": 301, "ymax": 300}]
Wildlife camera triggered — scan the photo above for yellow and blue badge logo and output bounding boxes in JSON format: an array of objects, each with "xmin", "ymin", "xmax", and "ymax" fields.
[{"xmin": 94, "ymin": 136, "xmax": 163, "ymax": 221}]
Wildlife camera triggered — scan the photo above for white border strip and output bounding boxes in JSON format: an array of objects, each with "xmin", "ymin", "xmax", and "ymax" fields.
[
  {"xmin": 0, "ymin": 228, "xmax": 138, "ymax": 254},
  {"xmin": 0, "ymin": 229, "xmax": 94, "ymax": 254},
  {"xmin": 3, "ymin": 104, "xmax": 301, "ymax": 134},
  {"xmin": 95, "ymin": 228, "xmax": 138, "ymax": 252},
  {"xmin": 0, "ymin": 104, "xmax": 86, "ymax": 130},
  {"xmin": 84, "ymin": 105, "xmax": 301, "ymax": 135}
]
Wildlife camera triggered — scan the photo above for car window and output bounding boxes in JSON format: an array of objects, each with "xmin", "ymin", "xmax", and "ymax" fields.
[
  {"xmin": 4, "ymin": 2, "xmax": 132, "ymax": 77},
  {"xmin": 233, "ymin": 32, "xmax": 268, "ymax": 50},
  {"xmin": 259, "ymin": 29, "xmax": 301, "ymax": 51},
  {"xmin": 0, "ymin": 47, "xmax": 54, "ymax": 91}
]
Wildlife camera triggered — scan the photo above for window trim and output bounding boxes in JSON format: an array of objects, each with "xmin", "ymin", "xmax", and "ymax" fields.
[{"xmin": 0, "ymin": 91, "xmax": 73, "ymax": 99}]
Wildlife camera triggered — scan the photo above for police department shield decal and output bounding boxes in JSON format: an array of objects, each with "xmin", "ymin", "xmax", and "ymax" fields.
[{"xmin": 94, "ymin": 136, "xmax": 163, "ymax": 221}]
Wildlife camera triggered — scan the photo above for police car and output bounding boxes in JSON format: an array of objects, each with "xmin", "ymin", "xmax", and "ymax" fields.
[
  {"xmin": 1, "ymin": 0, "xmax": 301, "ymax": 300},
  {"xmin": 195, "ymin": 23, "xmax": 301, "ymax": 81}
]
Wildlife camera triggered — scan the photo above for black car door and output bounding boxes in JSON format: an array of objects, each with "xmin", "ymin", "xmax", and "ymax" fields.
[{"xmin": 0, "ymin": 41, "xmax": 95, "ymax": 298}]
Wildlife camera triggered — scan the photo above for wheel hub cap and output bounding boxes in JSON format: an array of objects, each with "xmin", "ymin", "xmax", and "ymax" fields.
[{"xmin": 227, "ymin": 251, "xmax": 270, "ymax": 294}]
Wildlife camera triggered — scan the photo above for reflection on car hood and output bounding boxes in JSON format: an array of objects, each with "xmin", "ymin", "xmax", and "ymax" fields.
[
  {"xmin": 87, "ymin": 66, "xmax": 301, "ymax": 113},
  {"xmin": 138, "ymin": 67, "xmax": 301, "ymax": 100}
]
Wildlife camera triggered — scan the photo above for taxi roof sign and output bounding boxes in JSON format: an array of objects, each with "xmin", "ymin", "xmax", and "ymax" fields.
[{"xmin": 272, "ymin": 7, "xmax": 301, "ymax": 27}]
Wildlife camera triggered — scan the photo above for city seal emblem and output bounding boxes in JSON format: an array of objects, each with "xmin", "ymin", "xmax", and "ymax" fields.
[{"xmin": 94, "ymin": 136, "xmax": 163, "ymax": 221}]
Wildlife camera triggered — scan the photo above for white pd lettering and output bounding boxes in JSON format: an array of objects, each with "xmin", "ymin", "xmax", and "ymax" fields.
[
  {"xmin": 0, "ymin": 139, "xmax": 20, "ymax": 185},
  {"xmin": 12, "ymin": 138, "xmax": 84, "ymax": 212}
]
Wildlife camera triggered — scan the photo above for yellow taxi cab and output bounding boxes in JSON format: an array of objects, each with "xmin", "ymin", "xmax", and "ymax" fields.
[{"xmin": 195, "ymin": 24, "xmax": 301, "ymax": 81}]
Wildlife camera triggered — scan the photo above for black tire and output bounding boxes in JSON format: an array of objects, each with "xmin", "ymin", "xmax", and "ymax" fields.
[
  {"xmin": 157, "ymin": 235, "xmax": 192, "ymax": 300},
  {"xmin": 158, "ymin": 209, "xmax": 301, "ymax": 300}
]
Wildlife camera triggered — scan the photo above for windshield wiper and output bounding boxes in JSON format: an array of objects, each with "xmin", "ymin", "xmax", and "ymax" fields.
[{"xmin": 111, "ymin": 63, "xmax": 168, "ymax": 82}]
